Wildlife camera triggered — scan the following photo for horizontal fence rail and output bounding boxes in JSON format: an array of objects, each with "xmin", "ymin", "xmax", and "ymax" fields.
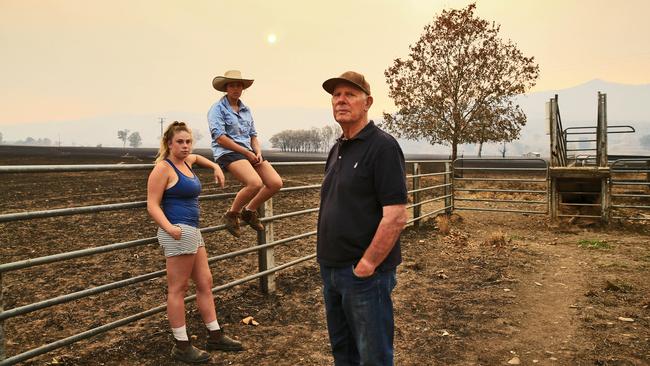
[
  {"xmin": 452, "ymin": 158, "xmax": 549, "ymax": 215},
  {"xmin": 610, "ymin": 159, "xmax": 650, "ymax": 221},
  {"xmin": 0, "ymin": 159, "xmax": 448, "ymax": 364}
]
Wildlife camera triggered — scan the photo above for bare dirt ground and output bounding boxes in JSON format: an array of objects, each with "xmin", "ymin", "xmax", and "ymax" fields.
[{"xmin": 1, "ymin": 152, "xmax": 649, "ymax": 365}]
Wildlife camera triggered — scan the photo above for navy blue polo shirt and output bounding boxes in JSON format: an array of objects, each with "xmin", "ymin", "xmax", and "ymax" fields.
[{"xmin": 317, "ymin": 121, "xmax": 407, "ymax": 271}]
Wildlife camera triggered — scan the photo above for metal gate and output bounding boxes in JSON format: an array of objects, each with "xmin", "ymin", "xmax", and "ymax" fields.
[
  {"xmin": 452, "ymin": 158, "xmax": 549, "ymax": 215},
  {"xmin": 610, "ymin": 158, "xmax": 650, "ymax": 221}
]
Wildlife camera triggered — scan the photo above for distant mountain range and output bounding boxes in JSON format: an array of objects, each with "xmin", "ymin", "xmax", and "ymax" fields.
[{"xmin": 1, "ymin": 79, "xmax": 648, "ymax": 156}]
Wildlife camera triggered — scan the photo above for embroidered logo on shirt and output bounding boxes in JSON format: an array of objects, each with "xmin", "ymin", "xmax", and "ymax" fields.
[{"xmin": 353, "ymin": 162, "xmax": 358, "ymax": 169}]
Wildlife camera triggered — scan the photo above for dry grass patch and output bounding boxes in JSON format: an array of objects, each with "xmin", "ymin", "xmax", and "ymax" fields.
[
  {"xmin": 483, "ymin": 231, "xmax": 509, "ymax": 249},
  {"xmin": 435, "ymin": 214, "xmax": 450, "ymax": 235}
]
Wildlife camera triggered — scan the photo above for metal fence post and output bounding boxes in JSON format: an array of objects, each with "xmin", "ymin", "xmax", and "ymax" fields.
[
  {"xmin": 412, "ymin": 163, "xmax": 421, "ymax": 227},
  {"xmin": 444, "ymin": 162, "xmax": 453, "ymax": 214},
  {"xmin": 257, "ymin": 199, "xmax": 276, "ymax": 294},
  {"xmin": 1, "ymin": 272, "xmax": 5, "ymax": 361},
  {"xmin": 597, "ymin": 93, "xmax": 608, "ymax": 168}
]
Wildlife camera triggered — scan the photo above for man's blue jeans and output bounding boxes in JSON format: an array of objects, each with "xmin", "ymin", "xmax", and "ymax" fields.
[{"xmin": 320, "ymin": 264, "xmax": 397, "ymax": 366}]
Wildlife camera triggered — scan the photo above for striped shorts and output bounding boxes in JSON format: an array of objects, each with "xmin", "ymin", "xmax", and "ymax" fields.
[{"xmin": 157, "ymin": 223, "xmax": 205, "ymax": 257}]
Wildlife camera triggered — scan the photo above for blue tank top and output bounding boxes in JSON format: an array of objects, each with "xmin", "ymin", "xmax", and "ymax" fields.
[{"xmin": 161, "ymin": 159, "xmax": 202, "ymax": 228}]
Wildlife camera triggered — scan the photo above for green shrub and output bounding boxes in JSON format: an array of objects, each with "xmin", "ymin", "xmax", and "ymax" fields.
[{"xmin": 578, "ymin": 239, "xmax": 610, "ymax": 249}]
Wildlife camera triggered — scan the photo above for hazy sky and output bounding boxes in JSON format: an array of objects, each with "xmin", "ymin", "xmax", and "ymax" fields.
[{"xmin": 1, "ymin": 0, "xmax": 649, "ymax": 138}]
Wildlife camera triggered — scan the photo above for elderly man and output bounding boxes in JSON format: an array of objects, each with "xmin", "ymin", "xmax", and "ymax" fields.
[{"xmin": 317, "ymin": 71, "xmax": 408, "ymax": 365}]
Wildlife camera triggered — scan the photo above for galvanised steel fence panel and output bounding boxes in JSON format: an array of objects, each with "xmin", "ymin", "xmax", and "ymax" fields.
[
  {"xmin": 453, "ymin": 158, "xmax": 549, "ymax": 215},
  {"xmin": 0, "ymin": 160, "xmax": 448, "ymax": 365},
  {"xmin": 610, "ymin": 158, "xmax": 650, "ymax": 221}
]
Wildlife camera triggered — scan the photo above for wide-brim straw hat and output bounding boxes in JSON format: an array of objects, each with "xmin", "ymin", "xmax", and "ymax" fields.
[
  {"xmin": 212, "ymin": 70, "xmax": 254, "ymax": 92},
  {"xmin": 322, "ymin": 71, "xmax": 371, "ymax": 96}
]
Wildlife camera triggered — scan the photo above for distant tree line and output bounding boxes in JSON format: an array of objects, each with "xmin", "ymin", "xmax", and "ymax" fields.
[
  {"xmin": 270, "ymin": 125, "xmax": 341, "ymax": 153},
  {"xmin": 12, "ymin": 137, "xmax": 53, "ymax": 146},
  {"xmin": 117, "ymin": 129, "xmax": 142, "ymax": 148},
  {"xmin": 0, "ymin": 131, "xmax": 54, "ymax": 146}
]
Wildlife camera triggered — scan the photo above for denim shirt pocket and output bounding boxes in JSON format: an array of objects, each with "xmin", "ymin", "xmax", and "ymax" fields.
[
  {"xmin": 223, "ymin": 114, "xmax": 242, "ymax": 136},
  {"xmin": 240, "ymin": 116, "xmax": 253, "ymax": 136}
]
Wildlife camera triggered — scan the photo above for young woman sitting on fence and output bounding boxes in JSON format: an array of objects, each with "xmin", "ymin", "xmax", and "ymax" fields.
[
  {"xmin": 208, "ymin": 70, "xmax": 283, "ymax": 237},
  {"xmin": 147, "ymin": 121, "xmax": 243, "ymax": 363}
]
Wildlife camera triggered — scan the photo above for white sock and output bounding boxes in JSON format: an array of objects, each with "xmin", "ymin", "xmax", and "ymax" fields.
[
  {"xmin": 171, "ymin": 325, "xmax": 189, "ymax": 341},
  {"xmin": 205, "ymin": 319, "xmax": 221, "ymax": 331}
]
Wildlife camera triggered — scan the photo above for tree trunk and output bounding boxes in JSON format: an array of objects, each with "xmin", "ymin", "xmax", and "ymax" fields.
[{"xmin": 478, "ymin": 141, "xmax": 483, "ymax": 157}]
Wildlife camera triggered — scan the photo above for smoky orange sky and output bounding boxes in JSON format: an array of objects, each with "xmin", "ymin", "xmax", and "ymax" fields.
[{"xmin": 1, "ymin": 0, "xmax": 649, "ymax": 126}]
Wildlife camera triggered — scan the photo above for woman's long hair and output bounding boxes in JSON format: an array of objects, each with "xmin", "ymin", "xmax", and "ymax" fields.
[{"xmin": 154, "ymin": 121, "xmax": 193, "ymax": 163}]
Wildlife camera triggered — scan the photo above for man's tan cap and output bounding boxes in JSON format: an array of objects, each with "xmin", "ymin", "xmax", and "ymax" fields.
[{"xmin": 322, "ymin": 71, "xmax": 371, "ymax": 96}]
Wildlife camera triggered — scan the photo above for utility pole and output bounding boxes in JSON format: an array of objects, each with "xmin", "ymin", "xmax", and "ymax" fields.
[{"xmin": 159, "ymin": 117, "xmax": 165, "ymax": 138}]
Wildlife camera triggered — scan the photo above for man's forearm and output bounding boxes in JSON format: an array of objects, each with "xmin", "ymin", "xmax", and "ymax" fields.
[{"xmin": 358, "ymin": 206, "xmax": 407, "ymax": 272}]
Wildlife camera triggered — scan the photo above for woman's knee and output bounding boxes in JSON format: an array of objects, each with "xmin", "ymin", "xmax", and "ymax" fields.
[
  {"xmin": 168, "ymin": 281, "xmax": 189, "ymax": 296},
  {"xmin": 243, "ymin": 176, "xmax": 264, "ymax": 191},
  {"xmin": 195, "ymin": 276, "xmax": 214, "ymax": 293},
  {"xmin": 267, "ymin": 177, "xmax": 283, "ymax": 193}
]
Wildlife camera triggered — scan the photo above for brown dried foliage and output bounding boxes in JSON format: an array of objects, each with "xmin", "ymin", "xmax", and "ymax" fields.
[{"xmin": 383, "ymin": 3, "xmax": 539, "ymax": 160}]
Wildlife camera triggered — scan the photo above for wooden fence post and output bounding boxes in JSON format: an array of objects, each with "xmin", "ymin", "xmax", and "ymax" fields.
[
  {"xmin": 257, "ymin": 199, "xmax": 276, "ymax": 294},
  {"xmin": 601, "ymin": 177, "xmax": 610, "ymax": 224},
  {"xmin": 549, "ymin": 177, "xmax": 558, "ymax": 221},
  {"xmin": 444, "ymin": 162, "xmax": 453, "ymax": 215},
  {"xmin": 646, "ymin": 161, "xmax": 650, "ymax": 192},
  {"xmin": 412, "ymin": 163, "xmax": 421, "ymax": 227}
]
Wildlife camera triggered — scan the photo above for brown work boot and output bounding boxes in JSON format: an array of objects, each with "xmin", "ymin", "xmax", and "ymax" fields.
[
  {"xmin": 224, "ymin": 211, "xmax": 241, "ymax": 237},
  {"xmin": 241, "ymin": 209, "xmax": 264, "ymax": 232},
  {"xmin": 171, "ymin": 340, "xmax": 211, "ymax": 364},
  {"xmin": 206, "ymin": 329, "xmax": 244, "ymax": 352}
]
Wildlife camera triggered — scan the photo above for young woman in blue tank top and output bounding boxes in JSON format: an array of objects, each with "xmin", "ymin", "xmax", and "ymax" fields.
[{"xmin": 147, "ymin": 121, "xmax": 243, "ymax": 363}]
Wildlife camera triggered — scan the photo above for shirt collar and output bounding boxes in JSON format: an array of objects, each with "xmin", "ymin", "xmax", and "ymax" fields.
[
  {"xmin": 219, "ymin": 95, "xmax": 249, "ymax": 113},
  {"xmin": 336, "ymin": 120, "xmax": 376, "ymax": 143}
]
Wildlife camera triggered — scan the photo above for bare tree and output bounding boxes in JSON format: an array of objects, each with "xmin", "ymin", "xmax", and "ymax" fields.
[
  {"xmin": 498, "ymin": 141, "xmax": 507, "ymax": 157},
  {"xmin": 383, "ymin": 3, "xmax": 539, "ymax": 160},
  {"xmin": 320, "ymin": 124, "xmax": 341, "ymax": 152},
  {"xmin": 117, "ymin": 129, "xmax": 130, "ymax": 148}
]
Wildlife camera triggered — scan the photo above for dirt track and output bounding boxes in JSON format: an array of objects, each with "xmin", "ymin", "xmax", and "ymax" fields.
[{"xmin": 1, "ymin": 152, "xmax": 649, "ymax": 365}]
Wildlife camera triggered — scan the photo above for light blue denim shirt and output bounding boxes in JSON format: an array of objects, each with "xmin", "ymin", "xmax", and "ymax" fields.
[{"xmin": 207, "ymin": 96, "xmax": 258, "ymax": 160}]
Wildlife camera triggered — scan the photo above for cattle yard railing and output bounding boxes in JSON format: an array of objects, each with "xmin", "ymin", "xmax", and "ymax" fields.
[
  {"xmin": 452, "ymin": 158, "xmax": 549, "ymax": 215},
  {"xmin": 610, "ymin": 158, "xmax": 650, "ymax": 221},
  {"xmin": 0, "ymin": 160, "xmax": 450, "ymax": 365}
]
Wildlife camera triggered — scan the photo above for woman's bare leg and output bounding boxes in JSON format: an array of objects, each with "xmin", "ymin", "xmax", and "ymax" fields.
[
  {"xmin": 226, "ymin": 160, "xmax": 263, "ymax": 213},
  {"xmin": 190, "ymin": 247, "xmax": 217, "ymax": 323},
  {"xmin": 246, "ymin": 161, "xmax": 283, "ymax": 211},
  {"xmin": 166, "ymin": 254, "xmax": 196, "ymax": 328}
]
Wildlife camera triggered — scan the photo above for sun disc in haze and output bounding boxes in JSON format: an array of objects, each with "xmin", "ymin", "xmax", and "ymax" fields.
[{"xmin": 267, "ymin": 33, "xmax": 277, "ymax": 44}]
